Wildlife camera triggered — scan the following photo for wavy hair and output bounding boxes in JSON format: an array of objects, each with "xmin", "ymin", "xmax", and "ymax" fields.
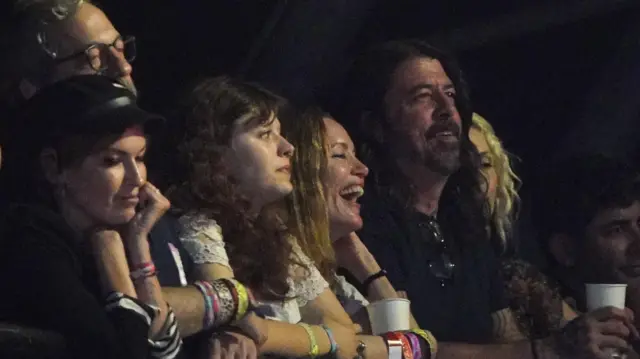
[
  {"xmin": 472, "ymin": 113, "xmax": 521, "ymax": 252},
  {"xmin": 281, "ymin": 107, "xmax": 337, "ymax": 282},
  {"xmin": 338, "ymin": 39, "xmax": 487, "ymax": 246},
  {"xmin": 167, "ymin": 76, "xmax": 293, "ymax": 299}
]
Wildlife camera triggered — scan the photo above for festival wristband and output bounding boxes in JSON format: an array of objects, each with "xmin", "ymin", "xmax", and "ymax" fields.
[
  {"xmin": 211, "ymin": 280, "xmax": 235, "ymax": 325},
  {"xmin": 130, "ymin": 262, "xmax": 157, "ymax": 280},
  {"xmin": 383, "ymin": 332, "xmax": 404, "ymax": 359},
  {"xmin": 229, "ymin": 279, "xmax": 250, "ymax": 320},
  {"xmin": 411, "ymin": 329, "xmax": 437, "ymax": 358},
  {"xmin": 299, "ymin": 323, "xmax": 319, "ymax": 358},
  {"xmin": 321, "ymin": 324, "xmax": 338, "ymax": 355},
  {"xmin": 406, "ymin": 333, "xmax": 422, "ymax": 359},
  {"xmin": 193, "ymin": 281, "xmax": 215, "ymax": 329},
  {"xmin": 398, "ymin": 333, "xmax": 414, "ymax": 359}
]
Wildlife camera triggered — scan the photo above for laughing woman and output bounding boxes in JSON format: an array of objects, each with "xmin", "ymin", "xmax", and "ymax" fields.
[
  {"xmin": 0, "ymin": 76, "xmax": 182, "ymax": 359},
  {"xmin": 283, "ymin": 107, "xmax": 437, "ymax": 359},
  {"xmin": 167, "ymin": 76, "xmax": 359, "ymax": 359}
]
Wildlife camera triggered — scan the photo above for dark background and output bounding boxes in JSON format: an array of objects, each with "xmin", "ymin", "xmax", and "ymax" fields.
[{"xmin": 103, "ymin": 0, "xmax": 640, "ymax": 258}]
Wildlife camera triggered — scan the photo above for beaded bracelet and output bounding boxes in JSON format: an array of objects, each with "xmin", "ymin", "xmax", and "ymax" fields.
[
  {"xmin": 299, "ymin": 323, "xmax": 319, "ymax": 358},
  {"xmin": 321, "ymin": 324, "xmax": 338, "ymax": 356}
]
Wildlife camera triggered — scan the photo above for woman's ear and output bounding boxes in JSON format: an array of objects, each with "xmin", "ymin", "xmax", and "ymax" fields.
[{"xmin": 40, "ymin": 148, "xmax": 63, "ymax": 185}]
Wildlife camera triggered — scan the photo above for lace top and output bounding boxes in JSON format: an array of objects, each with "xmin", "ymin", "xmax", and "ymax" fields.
[
  {"xmin": 333, "ymin": 275, "xmax": 370, "ymax": 316},
  {"xmin": 179, "ymin": 214, "xmax": 329, "ymax": 323}
]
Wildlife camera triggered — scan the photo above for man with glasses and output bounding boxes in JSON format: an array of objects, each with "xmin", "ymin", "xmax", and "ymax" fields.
[
  {"xmin": 1, "ymin": 0, "xmax": 137, "ymax": 104},
  {"xmin": 338, "ymin": 39, "xmax": 638, "ymax": 358}
]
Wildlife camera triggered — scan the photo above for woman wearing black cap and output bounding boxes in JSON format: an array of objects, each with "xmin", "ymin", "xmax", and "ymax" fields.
[{"xmin": 0, "ymin": 75, "xmax": 183, "ymax": 359}]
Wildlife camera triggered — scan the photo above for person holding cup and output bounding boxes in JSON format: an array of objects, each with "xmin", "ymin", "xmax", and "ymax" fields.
[
  {"xmin": 535, "ymin": 154, "xmax": 640, "ymax": 357},
  {"xmin": 333, "ymin": 39, "xmax": 639, "ymax": 359}
]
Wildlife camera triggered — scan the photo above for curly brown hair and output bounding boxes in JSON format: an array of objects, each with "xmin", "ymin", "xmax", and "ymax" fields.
[{"xmin": 167, "ymin": 76, "xmax": 293, "ymax": 299}]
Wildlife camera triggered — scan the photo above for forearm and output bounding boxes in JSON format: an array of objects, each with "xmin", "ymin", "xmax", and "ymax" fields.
[
  {"xmin": 163, "ymin": 286, "xmax": 206, "ymax": 337},
  {"xmin": 127, "ymin": 237, "xmax": 168, "ymax": 336},
  {"xmin": 259, "ymin": 321, "xmax": 332, "ymax": 357},
  {"xmin": 93, "ymin": 238, "xmax": 136, "ymax": 298}
]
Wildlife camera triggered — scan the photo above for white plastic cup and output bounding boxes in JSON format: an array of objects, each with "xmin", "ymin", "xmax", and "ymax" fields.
[
  {"xmin": 585, "ymin": 284, "xmax": 628, "ymax": 359},
  {"xmin": 367, "ymin": 298, "xmax": 411, "ymax": 335},
  {"xmin": 585, "ymin": 283, "xmax": 627, "ymax": 311}
]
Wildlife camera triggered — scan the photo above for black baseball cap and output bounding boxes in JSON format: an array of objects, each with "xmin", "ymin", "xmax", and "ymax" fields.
[{"xmin": 20, "ymin": 75, "xmax": 164, "ymax": 138}]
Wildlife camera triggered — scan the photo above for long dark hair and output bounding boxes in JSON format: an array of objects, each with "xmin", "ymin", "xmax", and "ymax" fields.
[
  {"xmin": 337, "ymin": 39, "xmax": 487, "ymax": 246},
  {"xmin": 166, "ymin": 76, "xmax": 293, "ymax": 299}
]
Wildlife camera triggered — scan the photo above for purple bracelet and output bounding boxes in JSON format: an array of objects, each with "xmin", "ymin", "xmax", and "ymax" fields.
[{"xmin": 406, "ymin": 333, "xmax": 423, "ymax": 359}]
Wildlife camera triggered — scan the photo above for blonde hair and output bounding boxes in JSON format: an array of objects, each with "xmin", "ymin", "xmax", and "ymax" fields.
[
  {"xmin": 283, "ymin": 107, "xmax": 337, "ymax": 281},
  {"xmin": 472, "ymin": 113, "xmax": 521, "ymax": 250}
]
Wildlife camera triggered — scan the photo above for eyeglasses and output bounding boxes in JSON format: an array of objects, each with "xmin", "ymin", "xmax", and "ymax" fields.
[
  {"xmin": 54, "ymin": 35, "xmax": 136, "ymax": 73},
  {"xmin": 419, "ymin": 216, "xmax": 456, "ymax": 286}
]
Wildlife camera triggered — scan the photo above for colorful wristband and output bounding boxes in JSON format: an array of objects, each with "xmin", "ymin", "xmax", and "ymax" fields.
[
  {"xmin": 321, "ymin": 324, "xmax": 338, "ymax": 355},
  {"xmin": 384, "ymin": 332, "xmax": 405, "ymax": 359},
  {"xmin": 411, "ymin": 329, "xmax": 438, "ymax": 358},
  {"xmin": 406, "ymin": 333, "xmax": 422, "ymax": 359},
  {"xmin": 229, "ymin": 279, "xmax": 250, "ymax": 321},
  {"xmin": 299, "ymin": 323, "xmax": 319, "ymax": 358},
  {"xmin": 194, "ymin": 280, "xmax": 215, "ymax": 329},
  {"xmin": 398, "ymin": 333, "xmax": 414, "ymax": 359},
  {"xmin": 130, "ymin": 263, "xmax": 157, "ymax": 280}
]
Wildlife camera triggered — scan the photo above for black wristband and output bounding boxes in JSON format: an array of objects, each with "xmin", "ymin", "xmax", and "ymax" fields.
[{"xmin": 362, "ymin": 269, "xmax": 388, "ymax": 295}]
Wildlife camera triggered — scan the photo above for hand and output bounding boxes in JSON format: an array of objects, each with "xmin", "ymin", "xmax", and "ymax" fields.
[
  {"xmin": 555, "ymin": 307, "xmax": 639, "ymax": 358},
  {"xmin": 333, "ymin": 233, "xmax": 380, "ymax": 281},
  {"xmin": 205, "ymin": 331, "xmax": 258, "ymax": 359},
  {"xmin": 122, "ymin": 182, "xmax": 170, "ymax": 239},
  {"xmin": 324, "ymin": 319, "xmax": 359, "ymax": 359},
  {"xmin": 234, "ymin": 312, "xmax": 268, "ymax": 346}
]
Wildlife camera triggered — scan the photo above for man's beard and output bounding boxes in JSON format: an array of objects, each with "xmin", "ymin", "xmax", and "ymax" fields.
[{"xmin": 421, "ymin": 140, "xmax": 461, "ymax": 176}]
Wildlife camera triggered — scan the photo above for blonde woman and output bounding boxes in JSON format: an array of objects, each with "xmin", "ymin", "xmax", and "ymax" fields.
[
  {"xmin": 283, "ymin": 107, "xmax": 436, "ymax": 359},
  {"xmin": 470, "ymin": 113, "xmax": 577, "ymax": 339}
]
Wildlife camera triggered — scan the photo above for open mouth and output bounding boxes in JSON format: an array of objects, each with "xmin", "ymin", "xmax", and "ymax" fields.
[{"xmin": 339, "ymin": 185, "xmax": 364, "ymax": 202}]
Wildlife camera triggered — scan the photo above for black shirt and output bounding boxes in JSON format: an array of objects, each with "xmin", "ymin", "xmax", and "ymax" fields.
[
  {"xmin": 357, "ymin": 191, "xmax": 507, "ymax": 343},
  {"xmin": 0, "ymin": 204, "xmax": 183, "ymax": 359}
]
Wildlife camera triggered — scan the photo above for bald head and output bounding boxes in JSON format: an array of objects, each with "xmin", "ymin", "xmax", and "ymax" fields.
[{"xmin": 4, "ymin": 0, "xmax": 136, "ymax": 100}]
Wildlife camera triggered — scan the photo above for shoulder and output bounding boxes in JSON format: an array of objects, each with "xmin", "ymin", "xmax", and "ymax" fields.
[
  {"xmin": 178, "ymin": 212, "xmax": 223, "ymax": 242},
  {"xmin": 1, "ymin": 204, "xmax": 81, "ymax": 271}
]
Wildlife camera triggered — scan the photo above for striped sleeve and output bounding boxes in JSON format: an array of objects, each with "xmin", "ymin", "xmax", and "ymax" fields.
[
  {"xmin": 148, "ymin": 306, "xmax": 183, "ymax": 359},
  {"xmin": 105, "ymin": 292, "xmax": 159, "ymax": 327},
  {"xmin": 105, "ymin": 293, "xmax": 182, "ymax": 358}
]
